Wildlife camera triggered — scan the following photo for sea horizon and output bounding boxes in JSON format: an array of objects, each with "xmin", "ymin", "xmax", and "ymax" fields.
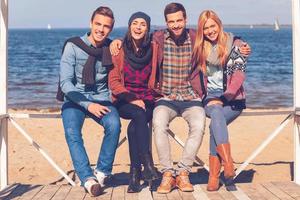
[
  {"xmin": 7, "ymin": 27, "xmax": 293, "ymax": 109},
  {"xmin": 8, "ymin": 24, "xmax": 292, "ymax": 30}
]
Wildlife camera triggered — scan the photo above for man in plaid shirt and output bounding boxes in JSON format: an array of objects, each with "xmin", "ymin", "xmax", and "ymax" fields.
[{"xmin": 151, "ymin": 3, "xmax": 206, "ymax": 193}]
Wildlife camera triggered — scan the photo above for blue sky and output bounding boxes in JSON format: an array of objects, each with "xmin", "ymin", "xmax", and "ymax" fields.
[{"xmin": 9, "ymin": 0, "xmax": 292, "ymax": 28}]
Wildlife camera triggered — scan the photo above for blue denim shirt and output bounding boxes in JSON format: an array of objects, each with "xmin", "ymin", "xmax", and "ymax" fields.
[{"xmin": 59, "ymin": 33, "xmax": 111, "ymax": 110}]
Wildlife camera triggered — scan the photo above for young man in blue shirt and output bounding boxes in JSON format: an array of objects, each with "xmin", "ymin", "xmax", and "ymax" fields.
[{"xmin": 59, "ymin": 6, "xmax": 121, "ymax": 197}]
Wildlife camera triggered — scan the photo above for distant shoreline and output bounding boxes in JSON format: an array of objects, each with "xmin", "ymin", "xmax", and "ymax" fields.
[{"xmin": 9, "ymin": 24, "xmax": 292, "ymax": 30}]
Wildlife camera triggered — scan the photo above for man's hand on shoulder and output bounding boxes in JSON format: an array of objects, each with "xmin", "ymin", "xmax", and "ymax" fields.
[
  {"xmin": 110, "ymin": 39, "xmax": 122, "ymax": 56},
  {"xmin": 87, "ymin": 103, "xmax": 111, "ymax": 118}
]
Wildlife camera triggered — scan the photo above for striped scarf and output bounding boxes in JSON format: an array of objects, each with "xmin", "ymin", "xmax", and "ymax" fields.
[{"xmin": 161, "ymin": 30, "xmax": 198, "ymax": 101}]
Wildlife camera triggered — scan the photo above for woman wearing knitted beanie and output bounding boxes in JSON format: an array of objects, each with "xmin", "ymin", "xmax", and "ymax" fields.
[{"xmin": 108, "ymin": 12, "xmax": 159, "ymax": 193}]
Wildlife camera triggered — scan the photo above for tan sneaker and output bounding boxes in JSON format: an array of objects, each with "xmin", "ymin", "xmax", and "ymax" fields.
[
  {"xmin": 176, "ymin": 170, "xmax": 194, "ymax": 192},
  {"xmin": 157, "ymin": 171, "xmax": 176, "ymax": 194}
]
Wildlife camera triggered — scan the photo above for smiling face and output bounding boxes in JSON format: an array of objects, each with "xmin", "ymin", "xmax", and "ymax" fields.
[
  {"xmin": 203, "ymin": 18, "xmax": 220, "ymax": 43},
  {"xmin": 166, "ymin": 11, "xmax": 187, "ymax": 39},
  {"xmin": 130, "ymin": 18, "xmax": 148, "ymax": 42},
  {"xmin": 89, "ymin": 14, "xmax": 113, "ymax": 46}
]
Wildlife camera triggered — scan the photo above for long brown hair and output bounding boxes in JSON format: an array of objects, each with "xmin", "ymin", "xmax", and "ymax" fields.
[{"xmin": 192, "ymin": 10, "xmax": 229, "ymax": 73}]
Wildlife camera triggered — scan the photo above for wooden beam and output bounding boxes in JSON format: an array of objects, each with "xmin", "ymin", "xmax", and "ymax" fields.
[
  {"xmin": 0, "ymin": 0, "xmax": 8, "ymax": 190},
  {"xmin": 292, "ymin": 0, "xmax": 300, "ymax": 185}
]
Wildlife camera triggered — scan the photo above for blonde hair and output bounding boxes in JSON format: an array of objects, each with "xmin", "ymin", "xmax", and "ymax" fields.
[{"xmin": 192, "ymin": 10, "xmax": 229, "ymax": 73}]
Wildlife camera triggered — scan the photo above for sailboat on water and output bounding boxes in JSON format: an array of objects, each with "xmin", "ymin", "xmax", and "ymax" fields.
[
  {"xmin": 47, "ymin": 24, "xmax": 52, "ymax": 30},
  {"xmin": 274, "ymin": 19, "xmax": 280, "ymax": 31}
]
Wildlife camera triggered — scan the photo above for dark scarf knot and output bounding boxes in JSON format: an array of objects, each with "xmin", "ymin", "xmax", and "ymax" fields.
[
  {"xmin": 56, "ymin": 36, "xmax": 112, "ymax": 101},
  {"xmin": 63, "ymin": 36, "xmax": 113, "ymax": 85},
  {"xmin": 123, "ymin": 33, "xmax": 152, "ymax": 70}
]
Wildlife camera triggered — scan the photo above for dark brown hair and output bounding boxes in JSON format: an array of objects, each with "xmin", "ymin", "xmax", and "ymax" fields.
[
  {"xmin": 164, "ymin": 2, "xmax": 186, "ymax": 21},
  {"xmin": 91, "ymin": 6, "xmax": 115, "ymax": 27}
]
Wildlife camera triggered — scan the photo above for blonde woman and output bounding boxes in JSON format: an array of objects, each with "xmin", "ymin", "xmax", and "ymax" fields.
[{"xmin": 192, "ymin": 10, "xmax": 250, "ymax": 191}]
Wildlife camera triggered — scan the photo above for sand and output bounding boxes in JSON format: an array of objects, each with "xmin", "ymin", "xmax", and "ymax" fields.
[{"xmin": 5, "ymin": 108, "xmax": 296, "ymax": 185}]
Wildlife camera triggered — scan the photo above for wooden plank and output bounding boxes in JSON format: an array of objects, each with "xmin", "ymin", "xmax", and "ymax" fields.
[
  {"xmin": 152, "ymin": 191, "xmax": 168, "ymax": 200},
  {"xmin": 32, "ymin": 185, "xmax": 60, "ymax": 200},
  {"xmin": 0, "ymin": 0, "xmax": 8, "ymax": 188},
  {"xmin": 228, "ymin": 185, "xmax": 251, "ymax": 200},
  {"xmin": 18, "ymin": 185, "xmax": 44, "ymax": 200},
  {"xmin": 51, "ymin": 185, "xmax": 72, "ymax": 200},
  {"xmin": 138, "ymin": 186, "xmax": 152, "ymax": 200},
  {"xmin": 217, "ymin": 186, "xmax": 237, "ymax": 200},
  {"xmin": 261, "ymin": 182, "xmax": 294, "ymax": 200},
  {"xmin": 238, "ymin": 183, "xmax": 267, "ymax": 200},
  {"xmin": 166, "ymin": 189, "xmax": 182, "ymax": 200},
  {"xmin": 272, "ymin": 181, "xmax": 300, "ymax": 198},
  {"xmin": 84, "ymin": 187, "xmax": 113, "ymax": 200},
  {"xmin": 111, "ymin": 186, "xmax": 125, "ymax": 200},
  {"xmin": 0, "ymin": 114, "xmax": 8, "ymax": 119},
  {"xmin": 7, "ymin": 110, "xmax": 293, "ymax": 119},
  {"xmin": 101, "ymin": 187, "xmax": 113, "ymax": 200},
  {"xmin": 199, "ymin": 185, "xmax": 224, "ymax": 200},
  {"xmin": 65, "ymin": 186, "xmax": 86, "ymax": 200},
  {"xmin": 124, "ymin": 186, "xmax": 138, "ymax": 200},
  {"xmin": 250, "ymin": 183, "xmax": 280, "ymax": 200},
  {"xmin": 178, "ymin": 189, "xmax": 195, "ymax": 200},
  {"xmin": 192, "ymin": 184, "xmax": 209, "ymax": 200}
]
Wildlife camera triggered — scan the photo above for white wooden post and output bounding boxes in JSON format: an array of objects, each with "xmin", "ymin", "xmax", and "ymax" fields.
[
  {"xmin": 0, "ymin": 0, "xmax": 8, "ymax": 189},
  {"xmin": 292, "ymin": 0, "xmax": 300, "ymax": 185}
]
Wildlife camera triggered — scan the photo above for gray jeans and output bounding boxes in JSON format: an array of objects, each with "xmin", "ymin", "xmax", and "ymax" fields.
[{"xmin": 153, "ymin": 99, "xmax": 206, "ymax": 175}]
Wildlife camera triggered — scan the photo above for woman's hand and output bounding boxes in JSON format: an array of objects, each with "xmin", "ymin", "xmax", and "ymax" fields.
[
  {"xmin": 130, "ymin": 99, "xmax": 145, "ymax": 110},
  {"xmin": 109, "ymin": 39, "xmax": 123, "ymax": 56},
  {"xmin": 239, "ymin": 42, "xmax": 251, "ymax": 57},
  {"xmin": 207, "ymin": 99, "xmax": 223, "ymax": 106}
]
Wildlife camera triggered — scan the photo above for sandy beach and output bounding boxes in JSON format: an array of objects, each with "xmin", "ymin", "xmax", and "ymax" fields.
[{"xmin": 6, "ymin": 108, "xmax": 295, "ymax": 185}]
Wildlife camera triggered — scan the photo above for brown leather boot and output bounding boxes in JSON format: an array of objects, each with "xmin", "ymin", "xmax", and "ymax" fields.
[
  {"xmin": 207, "ymin": 155, "xmax": 221, "ymax": 191},
  {"xmin": 157, "ymin": 171, "xmax": 176, "ymax": 194},
  {"xmin": 176, "ymin": 170, "xmax": 194, "ymax": 192},
  {"xmin": 216, "ymin": 143, "xmax": 235, "ymax": 179}
]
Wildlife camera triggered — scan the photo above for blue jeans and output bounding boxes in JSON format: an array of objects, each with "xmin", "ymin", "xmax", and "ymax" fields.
[
  {"xmin": 62, "ymin": 101, "xmax": 121, "ymax": 184},
  {"xmin": 205, "ymin": 104, "xmax": 242, "ymax": 156}
]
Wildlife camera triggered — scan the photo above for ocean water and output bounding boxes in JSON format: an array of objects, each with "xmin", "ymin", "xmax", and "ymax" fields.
[{"xmin": 7, "ymin": 27, "xmax": 292, "ymax": 109}]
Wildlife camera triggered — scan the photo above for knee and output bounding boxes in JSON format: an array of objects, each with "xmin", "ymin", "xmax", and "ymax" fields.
[
  {"xmin": 190, "ymin": 121, "xmax": 205, "ymax": 137},
  {"xmin": 189, "ymin": 109, "xmax": 206, "ymax": 129},
  {"xmin": 107, "ymin": 119, "xmax": 121, "ymax": 133},
  {"xmin": 152, "ymin": 106, "xmax": 170, "ymax": 130},
  {"xmin": 64, "ymin": 127, "xmax": 82, "ymax": 143},
  {"xmin": 103, "ymin": 113, "xmax": 121, "ymax": 135},
  {"xmin": 132, "ymin": 108, "xmax": 147, "ymax": 122},
  {"xmin": 209, "ymin": 105, "xmax": 223, "ymax": 115},
  {"xmin": 189, "ymin": 120, "xmax": 206, "ymax": 141}
]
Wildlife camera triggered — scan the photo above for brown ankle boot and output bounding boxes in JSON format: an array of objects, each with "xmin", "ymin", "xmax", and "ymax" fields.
[
  {"xmin": 207, "ymin": 155, "xmax": 221, "ymax": 191},
  {"xmin": 216, "ymin": 143, "xmax": 235, "ymax": 179},
  {"xmin": 176, "ymin": 170, "xmax": 194, "ymax": 192},
  {"xmin": 157, "ymin": 171, "xmax": 176, "ymax": 194}
]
